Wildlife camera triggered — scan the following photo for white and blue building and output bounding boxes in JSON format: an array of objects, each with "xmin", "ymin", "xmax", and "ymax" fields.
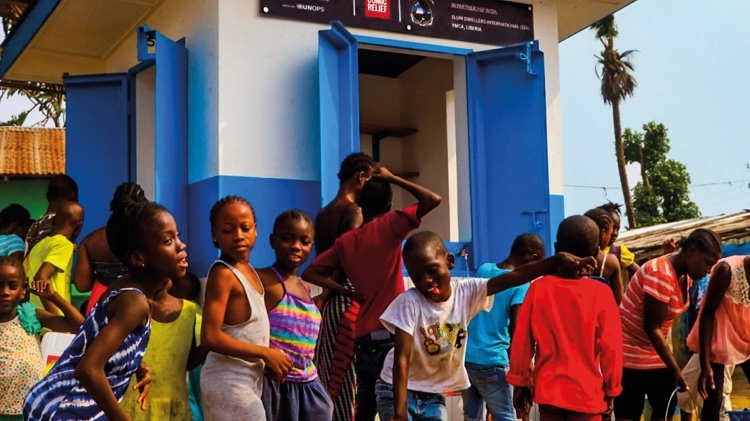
[{"xmin": 0, "ymin": 0, "xmax": 636, "ymax": 276}]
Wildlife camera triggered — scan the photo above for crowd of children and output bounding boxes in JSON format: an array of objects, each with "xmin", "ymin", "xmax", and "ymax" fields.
[{"xmin": 0, "ymin": 154, "xmax": 748, "ymax": 421}]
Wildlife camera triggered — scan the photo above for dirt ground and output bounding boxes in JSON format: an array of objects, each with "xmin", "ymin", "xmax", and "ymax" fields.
[{"xmin": 731, "ymin": 368, "xmax": 750, "ymax": 410}]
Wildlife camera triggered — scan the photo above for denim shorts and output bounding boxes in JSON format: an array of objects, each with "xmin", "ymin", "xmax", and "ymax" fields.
[
  {"xmin": 375, "ymin": 379, "xmax": 447, "ymax": 421},
  {"xmin": 462, "ymin": 363, "xmax": 515, "ymax": 421}
]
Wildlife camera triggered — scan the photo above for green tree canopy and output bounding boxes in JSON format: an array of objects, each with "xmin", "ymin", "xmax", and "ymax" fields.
[{"xmin": 623, "ymin": 121, "xmax": 700, "ymax": 227}]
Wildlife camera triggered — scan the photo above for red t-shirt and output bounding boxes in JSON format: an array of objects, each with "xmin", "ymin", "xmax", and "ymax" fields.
[
  {"xmin": 507, "ymin": 275, "xmax": 623, "ymax": 414},
  {"xmin": 310, "ymin": 203, "xmax": 420, "ymax": 338}
]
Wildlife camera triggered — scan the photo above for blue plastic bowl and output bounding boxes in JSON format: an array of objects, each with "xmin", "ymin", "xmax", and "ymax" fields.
[{"xmin": 727, "ymin": 410, "xmax": 750, "ymax": 421}]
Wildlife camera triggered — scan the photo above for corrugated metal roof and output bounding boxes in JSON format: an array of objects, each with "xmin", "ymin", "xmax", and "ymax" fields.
[{"xmin": 0, "ymin": 127, "xmax": 65, "ymax": 177}]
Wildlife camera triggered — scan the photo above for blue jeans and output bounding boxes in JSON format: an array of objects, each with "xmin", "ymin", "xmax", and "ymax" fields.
[
  {"xmin": 462, "ymin": 363, "xmax": 515, "ymax": 421},
  {"xmin": 375, "ymin": 379, "xmax": 447, "ymax": 421},
  {"xmin": 355, "ymin": 333, "xmax": 394, "ymax": 421}
]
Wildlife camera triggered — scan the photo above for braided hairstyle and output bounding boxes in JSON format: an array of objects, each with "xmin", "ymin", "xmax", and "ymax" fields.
[
  {"xmin": 109, "ymin": 182, "xmax": 147, "ymax": 212},
  {"xmin": 597, "ymin": 202, "xmax": 622, "ymax": 215},
  {"xmin": 106, "ymin": 198, "xmax": 167, "ymax": 267},
  {"xmin": 0, "ymin": 255, "xmax": 26, "ymax": 281},
  {"xmin": 209, "ymin": 196, "xmax": 256, "ymax": 248},
  {"xmin": 272, "ymin": 209, "xmax": 314, "ymax": 234},
  {"xmin": 682, "ymin": 228, "xmax": 722, "ymax": 256},
  {"xmin": 584, "ymin": 208, "xmax": 613, "ymax": 232},
  {"xmin": 337, "ymin": 152, "xmax": 376, "ymax": 182}
]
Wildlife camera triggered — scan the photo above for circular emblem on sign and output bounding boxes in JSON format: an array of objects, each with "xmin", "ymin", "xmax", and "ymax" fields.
[{"xmin": 410, "ymin": 0, "xmax": 434, "ymax": 26}]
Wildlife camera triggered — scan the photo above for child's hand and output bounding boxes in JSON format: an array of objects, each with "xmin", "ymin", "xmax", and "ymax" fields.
[
  {"xmin": 133, "ymin": 362, "xmax": 152, "ymax": 411},
  {"xmin": 603, "ymin": 396, "xmax": 614, "ymax": 416},
  {"xmin": 513, "ymin": 386, "xmax": 533, "ymax": 418},
  {"xmin": 698, "ymin": 366, "xmax": 713, "ymax": 399},
  {"xmin": 347, "ymin": 289, "xmax": 365, "ymax": 303},
  {"xmin": 263, "ymin": 348, "xmax": 293, "ymax": 383},
  {"xmin": 373, "ymin": 166, "xmax": 395, "ymax": 182},
  {"xmin": 662, "ymin": 238, "xmax": 677, "ymax": 254},
  {"xmin": 30, "ymin": 279, "xmax": 54, "ymax": 299},
  {"xmin": 557, "ymin": 252, "xmax": 597, "ymax": 276}
]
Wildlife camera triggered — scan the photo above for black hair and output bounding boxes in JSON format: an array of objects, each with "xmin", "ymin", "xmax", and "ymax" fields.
[
  {"xmin": 358, "ymin": 178, "xmax": 392, "ymax": 216},
  {"xmin": 583, "ymin": 208, "xmax": 613, "ymax": 232},
  {"xmin": 110, "ymin": 182, "xmax": 146, "ymax": 212},
  {"xmin": 0, "ymin": 255, "xmax": 26, "ymax": 281},
  {"xmin": 555, "ymin": 215, "xmax": 600, "ymax": 258},
  {"xmin": 337, "ymin": 152, "xmax": 376, "ymax": 182},
  {"xmin": 682, "ymin": 228, "xmax": 722, "ymax": 257},
  {"xmin": 509, "ymin": 233, "xmax": 545, "ymax": 257},
  {"xmin": 47, "ymin": 174, "xmax": 79, "ymax": 202},
  {"xmin": 106, "ymin": 198, "xmax": 168, "ymax": 267},
  {"xmin": 0, "ymin": 204, "xmax": 32, "ymax": 230},
  {"xmin": 272, "ymin": 209, "xmax": 314, "ymax": 234},
  {"xmin": 403, "ymin": 230, "xmax": 448, "ymax": 258},
  {"xmin": 209, "ymin": 196, "xmax": 256, "ymax": 227},
  {"xmin": 597, "ymin": 202, "xmax": 622, "ymax": 215}
]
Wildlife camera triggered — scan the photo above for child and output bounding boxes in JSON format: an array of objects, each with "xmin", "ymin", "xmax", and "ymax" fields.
[
  {"xmin": 375, "ymin": 230, "xmax": 596, "ymax": 421},
  {"xmin": 0, "ymin": 204, "xmax": 33, "ymax": 260},
  {"xmin": 597, "ymin": 202, "xmax": 640, "ymax": 279},
  {"xmin": 462, "ymin": 233, "xmax": 545, "ymax": 421},
  {"xmin": 120, "ymin": 278, "xmax": 205, "ymax": 420},
  {"xmin": 677, "ymin": 255, "xmax": 750, "ymax": 420},
  {"xmin": 614, "ymin": 228, "xmax": 722, "ymax": 421},
  {"xmin": 25, "ymin": 200, "xmax": 84, "ymax": 314},
  {"xmin": 584, "ymin": 208, "xmax": 623, "ymax": 303},
  {"xmin": 258, "ymin": 210, "xmax": 333, "ymax": 421},
  {"xmin": 0, "ymin": 256, "xmax": 84, "ymax": 421},
  {"xmin": 303, "ymin": 167, "xmax": 441, "ymax": 421},
  {"xmin": 26, "ymin": 174, "xmax": 78, "ymax": 251},
  {"xmin": 23, "ymin": 198, "xmax": 189, "ymax": 420},
  {"xmin": 200, "ymin": 196, "xmax": 293, "ymax": 420},
  {"xmin": 507, "ymin": 215, "xmax": 623, "ymax": 420}
]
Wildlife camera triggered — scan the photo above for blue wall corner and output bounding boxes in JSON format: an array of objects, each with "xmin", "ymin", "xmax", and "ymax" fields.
[{"xmin": 0, "ymin": 0, "xmax": 61, "ymax": 78}]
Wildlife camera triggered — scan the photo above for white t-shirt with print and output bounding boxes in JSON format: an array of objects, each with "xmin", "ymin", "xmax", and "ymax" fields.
[{"xmin": 379, "ymin": 277, "xmax": 492, "ymax": 394}]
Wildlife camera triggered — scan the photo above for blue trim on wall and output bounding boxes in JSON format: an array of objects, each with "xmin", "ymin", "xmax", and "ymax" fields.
[
  {"xmin": 188, "ymin": 175, "xmax": 322, "ymax": 277},
  {"xmin": 354, "ymin": 35, "xmax": 473, "ymax": 56},
  {"xmin": 549, "ymin": 194, "xmax": 565, "ymax": 253},
  {"xmin": 0, "ymin": 0, "xmax": 61, "ymax": 78}
]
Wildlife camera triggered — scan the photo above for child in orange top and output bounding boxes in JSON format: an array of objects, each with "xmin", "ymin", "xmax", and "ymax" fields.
[{"xmin": 507, "ymin": 215, "xmax": 623, "ymax": 420}]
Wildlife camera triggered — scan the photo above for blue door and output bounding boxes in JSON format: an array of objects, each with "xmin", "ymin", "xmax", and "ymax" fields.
[
  {"xmin": 467, "ymin": 42, "xmax": 552, "ymax": 265},
  {"xmin": 318, "ymin": 22, "xmax": 360, "ymax": 205},
  {"xmin": 64, "ymin": 73, "xmax": 129, "ymax": 238}
]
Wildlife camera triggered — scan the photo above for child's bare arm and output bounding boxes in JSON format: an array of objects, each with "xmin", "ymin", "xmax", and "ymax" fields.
[
  {"xmin": 597, "ymin": 290, "xmax": 623, "ymax": 398},
  {"xmin": 391, "ymin": 327, "xmax": 413, "ymax": 421},
  {"xmin": 73, "ymin": 240, "xmax": 94, "ymax": 293},
  {"xmin": 32, "ymin": 279, "xmax": 84, "ymax": 332},
  {"xmin": 202, "ymin": 266, "xmax": 293, "ymax": 380},
  {"xmin": 301, "ymin": 250, "xmax": 363, "ymax": 301},
  {"xmin": 698, "ymin": 262, "xmax": 731, "ymax": 398},
  {"xmin": 374, "ymin": 167, "xmax": 441, "ymax": 221},
  {"xmin": 75, "ymin": 291, "xmax": 149, "ymax": 421},
  {"xmin": 643, "ymin": 295, "xmax": 686, "ymax": 390},
  {"xmin": 486, "ymin": 253, "xmax": 597, "ymax": 296},
  {"xmin": 605, "ymin": 253, "xmax": 623, "ymax": 304},
  {"xmin": 33, "ymin": 262, "xmax": 61, "ymax": 313}
]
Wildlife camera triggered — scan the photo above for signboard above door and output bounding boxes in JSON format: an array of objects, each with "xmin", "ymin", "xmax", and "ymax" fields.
[{"xmin": 259, "ymin": 0, "xmax": 533, "ymax": 47}]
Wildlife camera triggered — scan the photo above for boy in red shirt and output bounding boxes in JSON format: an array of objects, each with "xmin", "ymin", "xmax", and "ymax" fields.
[
  {"xmin": 302, "ymin": 167, "xmax": 441, "ymax": 421},
  {"xmin": 507, "ymin": 215, "xmax": 623, "ymax": 420}
]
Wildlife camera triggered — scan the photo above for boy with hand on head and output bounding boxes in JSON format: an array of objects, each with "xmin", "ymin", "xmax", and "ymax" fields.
[
  {"xmin": 463, "ymin": 233, "xmax": 545, "ymax": 421},
  {"xmin": 375, "ymin": 231, "xmax": 596, "ymax": 421},
  {"xmin": 507, "ymin": 215, "xmax": 623, "ymax": 421},
  {"xmin": 302, "ymin": 167, "xmax": 441, "ymax": 421},
  {"xmin": 26, "ymin": 201, "xmax": 84, "ymax": 314}
]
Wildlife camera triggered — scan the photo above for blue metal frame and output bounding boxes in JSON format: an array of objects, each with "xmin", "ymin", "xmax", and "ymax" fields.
[
  {"xmin": 354, "ymin": 35, "xmax": 473, "ymax": 56},
  {"xmin": 0, "ymin": 0, "xmax": 61, "ymax": 78}
]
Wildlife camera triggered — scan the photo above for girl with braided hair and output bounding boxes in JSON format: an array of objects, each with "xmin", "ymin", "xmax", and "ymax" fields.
[
  {"xmin": 584, "ymin": 208, "xmax": 623, "ymax": 303},
  {"xmin": 24, "ymin": 198, "xmax": 189, "ymax": 421}
]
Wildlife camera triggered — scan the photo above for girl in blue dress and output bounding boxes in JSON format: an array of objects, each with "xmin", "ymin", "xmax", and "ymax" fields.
[{"xmin": 23, "ymin": 197, "xmax": 189, "ymax": 421}]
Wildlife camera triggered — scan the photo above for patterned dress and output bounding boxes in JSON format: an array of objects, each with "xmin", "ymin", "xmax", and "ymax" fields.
[
  {"xmin": 23, "ymin": 288, "xmax": 151, "ymax": 421},
  {"xmin": 0, "ymin": 316, "xmax": 43, "ymax": 417}
]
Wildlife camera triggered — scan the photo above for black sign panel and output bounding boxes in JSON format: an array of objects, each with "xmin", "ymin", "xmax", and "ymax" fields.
[{"xmin": 259, "ymin": 0, "xmax": 534, "ymax": 47}]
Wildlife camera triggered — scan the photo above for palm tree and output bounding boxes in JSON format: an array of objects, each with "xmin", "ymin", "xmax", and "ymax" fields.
[{"xmin": 592, "ymin": 15, "xmax": 638, "ymax": 228}]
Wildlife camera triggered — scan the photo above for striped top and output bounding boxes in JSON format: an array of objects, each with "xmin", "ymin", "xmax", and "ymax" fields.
[
  {"xmin": 0, "ymin": 234, "xmax": 25, "ymax": 257},
  {"xmin": 23, "ymin": 288, "xmax": 150, "ymax": 421},
  {"xmin": 268, "ymin": 267, "xmax": 321, "ymax": 382},
  {"xmin": 619, "ymin": 256, "xmax": 690, "ymax": 369}
]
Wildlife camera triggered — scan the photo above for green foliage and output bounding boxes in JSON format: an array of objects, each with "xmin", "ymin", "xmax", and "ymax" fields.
[
  {"xmin": 0, "ymin": 109, "xmax": 29, "ymax": 126},
  {"xmin": 624, "ymin": 121, "xmax": 701, "ymax": 226}
]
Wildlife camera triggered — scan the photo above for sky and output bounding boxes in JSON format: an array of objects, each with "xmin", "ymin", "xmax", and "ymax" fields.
[
  {"xmin": 1, "ymin": 0, "xmax": 748, "ymax": 222},
  {"xmin": 560, "ymin": 0, "xmax": 750, "ymax": 221}
]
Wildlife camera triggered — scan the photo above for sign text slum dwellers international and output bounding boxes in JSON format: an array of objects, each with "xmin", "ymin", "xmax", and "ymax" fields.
[{"xmin": 259, "ymin": 0, "xmax": 534, "ymax": 47}]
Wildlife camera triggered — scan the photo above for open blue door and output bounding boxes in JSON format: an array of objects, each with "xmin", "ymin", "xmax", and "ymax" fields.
[
  {"xmin": 467, "ymin": 42, "xmax": 551, "ymax": 266},
  {"xmin": 64, "ymin": 73, "xmax": 129, "ymax": 239},
  {"xmin": 153, "ymin": 31, "xmax": 189, "ymax": 242},
  {"xmin": 319, "ymin": 22, "xmax": 359, "ymax": 205}
]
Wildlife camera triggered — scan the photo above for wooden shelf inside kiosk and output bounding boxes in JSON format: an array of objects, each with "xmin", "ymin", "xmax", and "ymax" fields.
[
  {"xmin": 360, "ymin": 123, "xmax": 418, "ymax": 163},
  {"xmin": 391, "ymin": 170, "xmax": 420, "ymax": 179}
]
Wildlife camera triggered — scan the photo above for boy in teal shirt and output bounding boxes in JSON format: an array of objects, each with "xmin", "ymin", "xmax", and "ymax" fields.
[{"xmin": 463, "ymin": 233, "xmax": 545, "ymax": 421}]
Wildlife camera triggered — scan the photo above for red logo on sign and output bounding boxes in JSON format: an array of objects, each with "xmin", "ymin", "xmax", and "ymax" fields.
[{"xmin": 365, "ymin": 0, "xmax": 390, "ymax": 19}]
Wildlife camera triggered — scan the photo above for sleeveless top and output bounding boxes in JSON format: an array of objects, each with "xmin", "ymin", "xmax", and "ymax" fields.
[
  {"xmin": 91, "ymin": 261, "xmax": 128, "ymax": 285},
  {"xmin": 0, "ymin": 316, "xmax": 43, "ymax": 415},
  {"xmin": 23, "ymin": 288, "xmax": 151, "ymax": 421},
  {"xmin": 201, "ymin": 260, "xmax": 269, "ymax": 420},
  {"xmin": 687, "ymin": 255, "xmax": 750, "ymax": 364},
  {"xmin": 121, "ymin": 299, "xmax": 198, "ymax": 420},
  {"xmin": 267, "ymin": 267, "xmax": 322, "ymax": 382}
]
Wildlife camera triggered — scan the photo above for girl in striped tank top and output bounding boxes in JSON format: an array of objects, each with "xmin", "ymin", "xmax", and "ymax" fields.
[{"xmin": 258, "ymin": 210, "xmax": 333, "ymax": 421}]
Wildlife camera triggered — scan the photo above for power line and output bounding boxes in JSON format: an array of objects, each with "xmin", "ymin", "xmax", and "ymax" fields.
[{"xmin": 565, "ymin": 178, "xmax": 750, "ymax": 190}]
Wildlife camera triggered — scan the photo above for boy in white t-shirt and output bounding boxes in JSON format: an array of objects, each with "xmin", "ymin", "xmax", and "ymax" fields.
[{"xmin": 375, "ymin": 231, "xmax": 596, "ymax": 421}]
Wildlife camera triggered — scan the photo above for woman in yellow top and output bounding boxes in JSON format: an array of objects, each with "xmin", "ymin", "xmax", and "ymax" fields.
[
  {"xmin": 121, "ymin": 279, "xmax": 206, "ymax": 420},
  {"xmin": 598, "ymin": 202, "xmax": 640, "ymax": 278}
]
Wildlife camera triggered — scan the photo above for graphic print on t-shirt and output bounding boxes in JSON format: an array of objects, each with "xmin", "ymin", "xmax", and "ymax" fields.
[{"xmin": 418, "ymin": 322, "xmax": 466, "ymax": 355}]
